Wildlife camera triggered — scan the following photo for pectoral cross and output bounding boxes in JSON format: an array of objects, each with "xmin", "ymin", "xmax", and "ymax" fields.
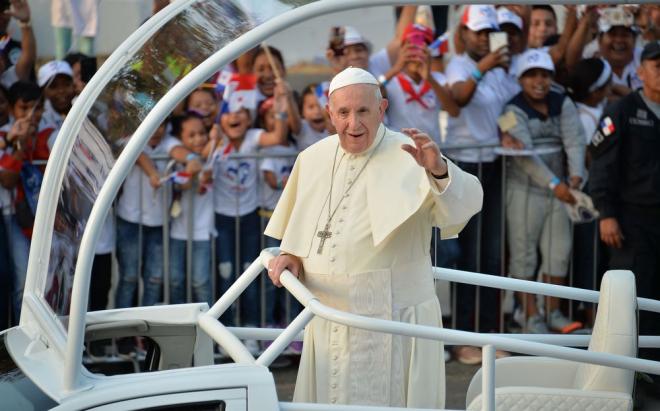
[{"xmin": 316, "ymin": 223, "xmax": 332, "ymax": 254}]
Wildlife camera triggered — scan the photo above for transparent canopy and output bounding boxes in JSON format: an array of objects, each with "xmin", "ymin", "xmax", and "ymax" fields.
[{"xmin": 41, "ymin": 0, "xmax": 317, "ymax": 317}]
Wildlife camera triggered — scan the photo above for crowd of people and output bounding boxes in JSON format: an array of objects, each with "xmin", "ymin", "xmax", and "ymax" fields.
[{"xmin": 0, "ymin": 2, "xmax": 659, "ymax": 368}]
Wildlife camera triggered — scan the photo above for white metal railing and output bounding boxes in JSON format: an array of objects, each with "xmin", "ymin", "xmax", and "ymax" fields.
[{"xmin": 195, "ymin": 247, "xmax": 660, "ymax": 411}]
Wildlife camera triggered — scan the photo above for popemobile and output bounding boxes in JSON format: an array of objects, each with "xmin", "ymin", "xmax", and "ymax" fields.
[{"xmin": 1, "ymin": 1, "xmax": 659, "ymax": 410}]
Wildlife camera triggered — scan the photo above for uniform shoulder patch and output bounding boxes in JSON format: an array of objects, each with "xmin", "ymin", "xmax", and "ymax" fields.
[{"xmin": 600, "ymin": 116, "xmax": 615, "ymax": 136}]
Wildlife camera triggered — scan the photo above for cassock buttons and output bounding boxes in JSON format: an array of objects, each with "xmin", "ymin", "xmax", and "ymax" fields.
[
  {"xmin": 330, "ymin": 257, "xmax": 335, "ymax": 262},
  {"xmin": 331, "ymin": 398, "xmax": 337, "ymax": 403},
  {"xmin": 331, "ymin": 383, "xmax": 337, "ymax": 388}
]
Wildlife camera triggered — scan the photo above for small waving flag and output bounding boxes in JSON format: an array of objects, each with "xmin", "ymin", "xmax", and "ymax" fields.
[
  {"xmin": 429, "ymin": 32, "xmax": 450, "ymax": 57},
  {"xmin": 160, "ymin": 171, "xmax": 192, "ymax": 185},
  {"xmin": 220, "ymin": 73, "xmax": 258, "ymax": 114},
  {"xmin": 214, "ymin": 69, "xmax": 234, "ymax": 95},
  {"xmin": 315, "ymin": 81, "xmax": 330, "ymax": 107}
]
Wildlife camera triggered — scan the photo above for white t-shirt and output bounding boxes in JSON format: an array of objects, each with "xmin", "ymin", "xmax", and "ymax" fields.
[
  {"xmin": 385, "ymin": 71, "xmax": 447, "ymax": 143},
  {"xmin": 213, "ymin": 128, "xmax": 263, "ymax": 216},
  {"xmin": 294, "ymin": 120, "xmax": 326, "ymax": 151},
  {"xmin": 259, "ymin": 144, "xmax": 297, "ymax": 210},
  {"xmin": 445, "ymin": 54, "xmax": 519, "ymax": 162},
  {"xmin": 170, "ymin": 173, "xmax": 216, "ymax": 241},
  {"xmin": 576, "ymin": 102, "xmax": 604, "ymax": 145},
  {"xmin": 95, "ymin": 211, "xmax": 115, "ymax": 254},
  {"xmin": 116, "ymin": 135, "xmax": 181, "ymax": 226},
  {"xmin": 369, "ymin": 48, "xmax": 391, "ymax": 78}
]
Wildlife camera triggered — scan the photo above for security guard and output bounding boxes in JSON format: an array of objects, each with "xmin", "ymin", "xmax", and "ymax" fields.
[{"xmin": 589, "ymin": 41, "xmax": 660, "ymax": 370}]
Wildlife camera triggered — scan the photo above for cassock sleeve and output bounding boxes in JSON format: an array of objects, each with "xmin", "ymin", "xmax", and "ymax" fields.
[
  {"xmin": 427, "ymin": 158, "xmax": 483, "ymax": 239},
  {"xmin": 264, "ymin": 157, "xmax": 301, "ymax": 240}
]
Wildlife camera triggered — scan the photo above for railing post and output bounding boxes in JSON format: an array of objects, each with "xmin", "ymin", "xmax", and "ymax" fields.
[{"xmin": 482, "ymin": 344, "xmax": 496, "ymax": 411}]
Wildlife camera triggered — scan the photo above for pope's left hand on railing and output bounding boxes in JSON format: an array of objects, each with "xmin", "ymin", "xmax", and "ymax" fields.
[{"xmin": 268, "ymin": 253, "xmax": 302, "ymax": 288}]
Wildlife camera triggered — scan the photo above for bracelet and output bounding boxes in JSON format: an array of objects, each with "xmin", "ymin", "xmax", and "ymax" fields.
[
  {"xmin": 186, "ymin": 152, "xmax": 200, "ymax": 162},
  {"xmin": 431, "ymin": 170, "xmax": 449, "ymax": 180},
  {"xmin": 377, "ymin": 74, "xmax": 389, "ymax": 86},
  {"xmin": 275, "ymin": 112, "xmax": 288, "ymax": 121},
  {"xmin": 549, "ymin": 176, "xmax": 561, "ymax": 190},
  {"xmin": 19, "ymin": 20, "xmax": 31, "ymax": 29},
  {"xmin": 470, "ymin": 68, "xmax": 483, "ymax": 83},
  {"xmin": 276, "ymin": 179, "xmax": 283, "ymax": 190}
]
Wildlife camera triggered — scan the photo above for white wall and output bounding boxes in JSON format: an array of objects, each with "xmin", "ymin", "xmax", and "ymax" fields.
[{"xmin": 23, "ymin": 1, "xmax": 396, "ymax": 68}]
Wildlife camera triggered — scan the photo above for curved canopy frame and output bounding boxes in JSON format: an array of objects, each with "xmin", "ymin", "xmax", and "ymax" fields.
[{"xmin": 18, "ymin": 0, "xmax": 643, "ymax": 395}]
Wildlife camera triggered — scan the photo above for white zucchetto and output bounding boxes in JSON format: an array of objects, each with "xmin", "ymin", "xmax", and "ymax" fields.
[{"xmin": 328, "ymin": 67, "xmax": 379, "ymax": 95}]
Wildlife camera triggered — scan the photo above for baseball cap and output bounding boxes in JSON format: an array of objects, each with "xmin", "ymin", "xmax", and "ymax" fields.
[
  {"xmin": 328, "ymin": 67, "xmax": 378, "ymax": 95},
  {"xmin": 461, "ymin": 5, "xmax": 499, "ymax": 32},
  {"xmin": 641, "ymin": 41, "xmax": 660, "ymax": 61},
  {"xmin": 516, "ymin": 49, "xmax": 554, "ymax": 78},
  {"xmin": 497, "ymin": 7, "xmax": 523, "ymax": 31},
  {"xmin": 402, "ymin": 23, "xmax": 435, "ymax": 46},
  {"xmin": 598, "ymin": 6, "xmax": 635, "ymax": 33},
  {"xmin": 38, "ymin": 60, "xmax": 74, "ymax": 87},
  {"xmin": 340, "ymin": 26, "xmax": 372, "ymax": 52}
]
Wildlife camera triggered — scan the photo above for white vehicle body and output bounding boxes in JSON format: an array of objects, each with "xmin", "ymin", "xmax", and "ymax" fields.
[{"xmin": 2, "ymin": 1, "xmax": 659, "ymax": 410}]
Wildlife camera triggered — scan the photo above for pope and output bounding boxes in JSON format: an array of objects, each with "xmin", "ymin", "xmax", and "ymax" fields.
[{"xmin": 266, "ymin": 67, "xmax": 483, "ymax": 408}]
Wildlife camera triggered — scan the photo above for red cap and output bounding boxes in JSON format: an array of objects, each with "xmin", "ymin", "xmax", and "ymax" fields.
[{"xmin": 402, "ymin": 23, "xmax": 435, "ymax": 46}]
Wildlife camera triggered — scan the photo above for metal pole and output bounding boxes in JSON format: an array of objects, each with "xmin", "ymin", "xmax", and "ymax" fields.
[
  {"xmin": 499, "ymin": 155, "xmax": 506, "ymax": 333},
  {"xmin": 162, "ymin": 168, "xmax": 170, "ymax": 305},
  {"xmin": 482, "ymin": 344, "xmax": 496, "ymax": 411},
  {"xmin": 475, "ymin": 161, "xmax": 483, "ymax": 333},
  {"xmin": 186, "ymin": 184, "xmax": 195, "ymax": 303}
]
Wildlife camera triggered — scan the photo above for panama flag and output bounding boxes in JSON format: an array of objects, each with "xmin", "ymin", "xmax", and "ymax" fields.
[
  {"xmin": 315, "ymin": 81, "xmax": 330, "ymax": 107},
  {"xmin": 221, "ymin": 73, "xmax": 258, "ymax": 113},
  {"xmin": 160, "ymin": 171, "xmax": 192, "ymax": 185},
  {"xmin": 429, "ymin": 32, "xmax": 450, "ymax": 57},
  {"xmin": 600, "ymin": 116, "xmax": 615, "ymax": 136},
  {"xmin": 214, "ymin": 69, "xmax": 234, "ymax": 95}
]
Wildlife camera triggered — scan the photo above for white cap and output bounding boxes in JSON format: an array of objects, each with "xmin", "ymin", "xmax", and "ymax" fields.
[
  {"xmin": 38, "ymin": 60, "xmax": 73, "ymax": 87},
  {"xmin": 461, "ymin": 5, "xmax": 499, "ymax": 32},
  {"xmin": 598, "ymin": 6, "xmax": 635, "ymax": 33},
  {"xmin": 342, "ymin": 26, "xmax": 372, "ymax": 52},
  {"xmin": 328, "ymin": 67, "xmax": 379, "ymax": 95},
  {"xmin": 516, "ymin": 49, "xmax": 555, "ymax": 78},
  {"xmin": 497, "ymin": 7, "xmax": 523, "ymax": 31}
]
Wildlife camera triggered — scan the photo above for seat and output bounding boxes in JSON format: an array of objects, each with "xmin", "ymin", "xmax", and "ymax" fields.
[{"xmin": 465, "ymin": 270, "xmax": 638, "ymax": 411}]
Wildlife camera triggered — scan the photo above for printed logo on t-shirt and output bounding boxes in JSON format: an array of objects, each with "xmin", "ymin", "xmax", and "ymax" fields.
[{"xmin": 224, "ymin": 161, "xmax": 251, "ymax": 192}]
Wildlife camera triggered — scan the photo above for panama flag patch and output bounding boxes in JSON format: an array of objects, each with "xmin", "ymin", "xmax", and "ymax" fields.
[{"xmin": 600, "ymin": 117, "xmax": 615, "ymax": 136}]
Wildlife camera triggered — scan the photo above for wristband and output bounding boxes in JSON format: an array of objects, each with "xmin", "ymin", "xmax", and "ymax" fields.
[
  {"xmin": 470, "ymin": 68, "xmax": 483, "ymax": 82},
  {"xmin": 549, "ymin": 176, "xmax": 561, "ymax": 190},
  {"xmin": 276, "ymin": 179, "xmax": 283, "ymax": 190},
  {"xmin": 19, "ymin": 20, "xmax": 31, "ymax": 29},
  {"xmin": 275, "ymin": 112, "xmax": 288, "ymax": 120},
  {"xmin": 377, "ymin": 74, "xmax": 388, "ymax": 86},
  {"xmin": 431, "ymin": 170, "xmax": 449, "ymax": 180},
  {"xmin": 186, "ymin": 152, "xmax": 200, "ymax": 162}
]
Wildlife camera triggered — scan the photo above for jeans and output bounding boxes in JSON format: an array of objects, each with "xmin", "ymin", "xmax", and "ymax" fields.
[
  {"xmin": 215, "ymin": 210, "xmax": 261, "ymax": 326},
  {"xmin": 115, "ymin": 217, "xmax": 164, "ymax": 308},
  {"xmin": 263, "ymin": 233, "xmax": 302, "ymax": 325},
  {"xmin": 4, "ymin": 214, "xmax": 30, "ymax": 321},
  {"xmin": 453, "ymin": 159, "xmax": 503, "ymax": 332},
  {"xmin": 169, "ymin": 239, "xmax": 212, "ymax": 306},
  {"xmin": 89, "ymin": 253, "xmax": 112, "ymax": 311}
]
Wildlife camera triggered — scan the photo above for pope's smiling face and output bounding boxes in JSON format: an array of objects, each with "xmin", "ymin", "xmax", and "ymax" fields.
[{"xmin": 327, "ymin": 84, "xmax": 388, "ymax": 154}]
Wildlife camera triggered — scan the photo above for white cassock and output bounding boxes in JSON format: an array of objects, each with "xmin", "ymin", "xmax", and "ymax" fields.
[{"xmin": 265, "ymin": 124, "xmax": 483, "ymax": 408}]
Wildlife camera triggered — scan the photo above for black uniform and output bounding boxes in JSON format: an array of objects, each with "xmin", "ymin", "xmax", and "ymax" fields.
[{"xmin": 589, "ymin": 90, "xmax": 660, "ymax": 361}]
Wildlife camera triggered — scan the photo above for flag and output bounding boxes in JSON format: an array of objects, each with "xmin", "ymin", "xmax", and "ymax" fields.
[
  {"xmin": 220, "ymin": 73, "xmax": 258, "ymax": 114},
  {"xmin": 315, "ymin": 81, "xmax": 330, "ymax": 107},
  {"xmin": 214, "ymin": 69, "xmax": 234, "ymax": 95},
  {"xmin": 160, "ymin": 171, "xmax": 192, "ymax": 185},
  {"xmin": 429, "ymin": 32, "xmax": 450, "ymax": 57},
  {"xmin": 600, "ymin": 116, "xmax": 615, "ymax": 136}
]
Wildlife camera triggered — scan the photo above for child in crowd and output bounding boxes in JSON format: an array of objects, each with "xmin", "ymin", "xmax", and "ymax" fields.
[
  {"xmin": 292, "ymin": 83, "xmax": 331, "ymax": 150},
  {"xmin": 185, "ymin": 87, "xmax": 218, "ymax": 132},
  {"xmin": 256, "ymin": 96, "xmax": 299, "ymax": 339},
  {"xmin": 114, "ymin": 120, "xmax": 201, "ymax": 308},
  {"xmin": 250, "ymin": 46, "xmax": 300, "ymax": 133},
  {"xmin": 503, "ymin": 49, "xmax": 586, "ymax": 334},
  {"xmin": 168, "ymin": 112, "xmax": 214, "ymax": 306},
  {"xmin": 38, "ymin": 60, "xmax": 76, "ymax": 132},
  {"xmin": 213, "ymin": 84, "xmax": 288, "ymax": 354},
  {"xmin": 64, "ymin": 52, "xmax": 97, "ymax": 96},
  {"xmin": 0, "ymin": 81, "xmax": 56, "ymax": 319},
  {"xmin": 528, "ymin": 5, "xmax": 558, "ymax": 49},
  {"xmin": 383, "ymin": 23, "xmax": 459, "ymax": 143},
  {"xmin": 568, "ymin": 58, "xmax": 613, "ymax": 142}
]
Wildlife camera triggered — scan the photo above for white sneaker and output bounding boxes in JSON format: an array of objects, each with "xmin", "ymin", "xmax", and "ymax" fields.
[
  {"xmin": 244, "ymin": 339, "xmax": 261, "ymax": 356},
  {"xmin": 526, "ymin": 314, "xmax": 550, "ymax": 334}
]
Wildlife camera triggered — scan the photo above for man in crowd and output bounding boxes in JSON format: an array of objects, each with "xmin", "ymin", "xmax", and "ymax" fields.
[
  {"xmin": 589, "ymin": 40, "xmax": 660, "ymax": 391},
  {"xmin": 266, "ymin": 67, "xmax": 483, "ymax": 407}
]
